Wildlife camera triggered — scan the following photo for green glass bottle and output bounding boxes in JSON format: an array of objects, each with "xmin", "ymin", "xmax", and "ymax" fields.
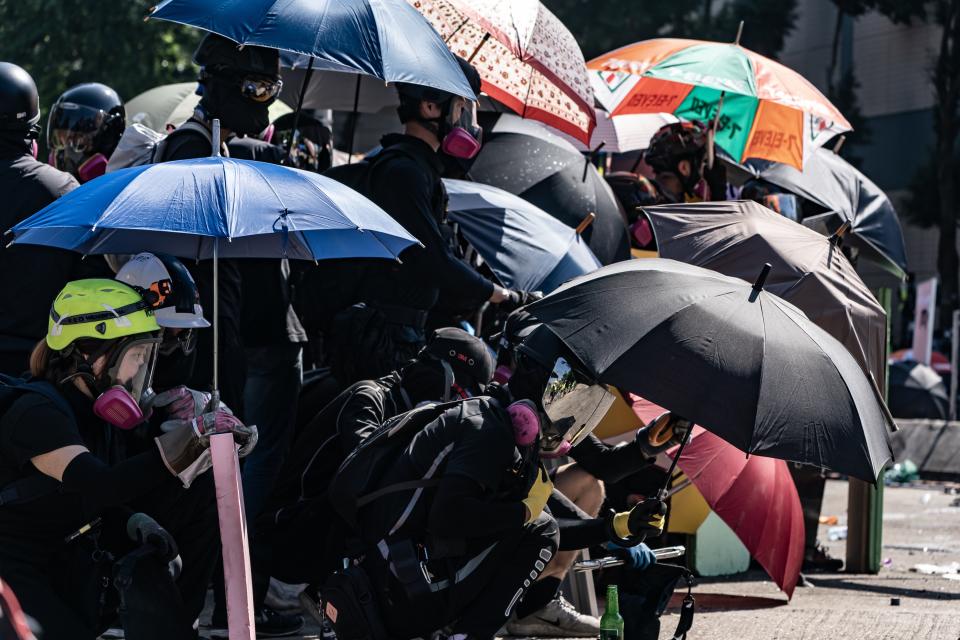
[{"xmin": 600, "ymin": 584, "xmax": 625, "ymax": 640}]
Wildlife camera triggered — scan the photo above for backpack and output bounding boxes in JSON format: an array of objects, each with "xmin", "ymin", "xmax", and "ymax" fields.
[
  {"xmin": 327, "ymin": 399, "xmax": 468, "ymax": 537},
  {"xmin": 105, "ymin": 121, "xmax": 216, "ymax": 172},
  {"xmin": 0, "ymin": 374, "xmax": 74, "ymax": 507}
]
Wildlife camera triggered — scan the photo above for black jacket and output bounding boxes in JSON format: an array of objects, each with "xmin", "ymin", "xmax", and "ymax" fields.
[
  {"xmin": 0, "ymin": 138, "xmax": 79, "ymax": 373},
  {"xmin": 360, "ymin": 134, "xmax": 494, "ymax": 314}
]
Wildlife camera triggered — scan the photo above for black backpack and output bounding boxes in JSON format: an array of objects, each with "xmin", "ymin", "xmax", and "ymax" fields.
[
  {"xmin": 327, "ymin": 399, "xmax": 467, "ymax": 537},
  {"xmin": 324, "ymin": 141, "xmax": 433, "ymax": 198},
  {"xmin": 0, "ymin": 374, "xmax": 74, "ymax": 506}
]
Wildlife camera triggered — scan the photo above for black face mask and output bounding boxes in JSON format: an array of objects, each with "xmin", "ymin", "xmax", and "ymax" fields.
[{"xmin": 201, "ymin": 77, "xmax": 271, "ymax": 136}]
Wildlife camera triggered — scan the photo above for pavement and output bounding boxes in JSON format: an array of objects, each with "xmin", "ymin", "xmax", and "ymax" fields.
[{"xmin": 200, "ymin": 480, "xmax": 960, "ymax": 640}]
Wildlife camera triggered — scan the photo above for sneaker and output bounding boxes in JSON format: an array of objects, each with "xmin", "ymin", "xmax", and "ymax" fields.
[
  {"xmin": 207, "ymin": 607, "xmax": 304, "ymax": 639},
  {"xmin": 802, "ymin": 542, "xmax": 843, "ymax": 573},
  {"xmin": 505, "ymin": 595, "xmax": 600, "ymax": 638},
  {"xmin": 265, "ymin": 578, "xmax": 307, "ymax": 613}
]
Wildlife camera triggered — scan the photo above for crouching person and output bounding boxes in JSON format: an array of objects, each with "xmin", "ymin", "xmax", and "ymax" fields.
[{"xmin": 0, "ymin": 279, "xmax": 255, "ymax": 639}]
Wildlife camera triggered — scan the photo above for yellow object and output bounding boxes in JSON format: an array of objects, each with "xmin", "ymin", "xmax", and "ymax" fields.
[
  {"xmin": 668, "ymin": 474, "xmax": 711, "ymax": 534},
  {"xmin": 593, "ymin": 388, "xmax": 642, "ymax": 440},
  {"xmin": 522, "ymin": 465, "xmax": 553, "ymax": 524},
  {"xmin": 612, "ymin": 511, "xmax": 632, "ymax": 538},
  {"xmin": 630, "ymin": 248, "xmax": 658, "ymax": 259}
]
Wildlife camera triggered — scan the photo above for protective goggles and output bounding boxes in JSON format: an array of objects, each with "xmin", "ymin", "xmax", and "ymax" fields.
[
  {"xmin": 159, "ymin": 328, "xmax": 197, "ymax": 357},
  {"xmin": 104, "ymin": 336, "xmax": 161, "ymax": 403},
  {"xmin": 239, "ymin": 75, "xmax": 283, "ymax": 103},
  {"xmin": 541, "ymin": 357, "xmax": 616, "ymax": 452}
]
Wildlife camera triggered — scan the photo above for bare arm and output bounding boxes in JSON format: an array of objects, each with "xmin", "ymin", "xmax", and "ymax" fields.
[{"xmin": 30, "ymin": 445, "xmax": 88, "ymax": 481}]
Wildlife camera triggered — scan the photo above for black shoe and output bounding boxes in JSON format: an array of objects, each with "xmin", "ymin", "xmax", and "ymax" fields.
[
  {"xmin": 254, "ymin": 607, "xmax": 304, "ymax": 638},
  {"xmin": 802, "ymin": 543, "xmax": 843, "ymax": 573}
]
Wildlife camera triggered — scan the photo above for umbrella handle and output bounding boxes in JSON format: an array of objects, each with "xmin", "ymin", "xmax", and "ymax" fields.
[
  {"xmin": 658, "ymin": 423, "xmax": 692, "ymax": 501},
  {"xmin": 287, "ymin": 57, "xmax": 316, "ymax": 159},
  {"xmin": 575, "ymin": 213, "xmax": 596, "ymax": 235}
]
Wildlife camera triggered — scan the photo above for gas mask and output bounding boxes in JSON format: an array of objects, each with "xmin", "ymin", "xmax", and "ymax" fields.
[
  {"xmin": 51, "ymin": 148, "xmax": 108, "ymax": 183},
  {"xmin": 438, "ymin": 97, "xmax": 482, "ymax": 160},
  {"xmin": 89, "ymin": 337, "xmax": 161, "ymax": 430},
  {"xmin": 47, "ymin": 102, "xmax": 118, "ymax": 182}
]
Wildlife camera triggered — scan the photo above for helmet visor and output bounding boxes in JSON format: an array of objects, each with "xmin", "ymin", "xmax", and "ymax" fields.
[
  {"xmin": 541, "ymin": 357, "xmax": 616, "ymax": 452},
  {"xmin": 47, "ymin": 102, "xmax": 106, "ymax": 152},
  {"xmin": 107, "ymin": 337, "xmax": 160, "ymax": 402},
  {"xmin": 453, "ymin": 98, "xmax": 482, "ymax": 143}
]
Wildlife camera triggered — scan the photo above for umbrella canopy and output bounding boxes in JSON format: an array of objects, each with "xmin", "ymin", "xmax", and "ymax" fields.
[
  {"xmin": 443, "ymin": 179, "xmax": 601, "ymax": 292},
  {"xmin": 8, "ymin": 157, "xmax": 417, "ymax": 261},
  {"xmin": 587, "ymin": 38, "xmax": 850, "ymax": 169},
  {"xmin": 149, "ymin": 0, "xmax": 475, "ymax": 101},
  {"xmin": 468, "ymin": 114, "xmax": 631, "ymax": 265},
  {"xmin": 407, "ymin": 0, "xmax": 595, "ymax": 144},
  {"xmin": 745, "ymin": 148, "xmax": 907, "ymax": 279},
  {"xmin": 888, "ymin": 360, "xmax": 949, "ymax": 420},
  {"xmin": 643, "ymin": 200, "xmax": 888, "ymax": 388},
  {"xmin": 523, "ymin": 258, "xmax": 895, "ymax": 481},
  {"xmin": 668, "ymin": 428, "xmax": 804, "ymax": 597},
  {"xmin": 557, "ymin": 108, "xmax": 679, "ymax": 153},
  {"xmin": 127, "ymin": 82, "xmax": 292, "ymax": 133}
]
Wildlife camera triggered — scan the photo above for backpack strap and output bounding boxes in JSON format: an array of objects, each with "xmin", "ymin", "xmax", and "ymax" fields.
[{"xmin": 356, "ymin": 478, "xmax": 443, "ymax": 508}]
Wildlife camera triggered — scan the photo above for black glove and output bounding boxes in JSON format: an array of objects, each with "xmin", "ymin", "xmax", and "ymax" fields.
[
  {"xmin": 635, "ymin": 412, "xmax": 692, "ymax": 457},
  {"xmin": 126, "ymin": 512, "xmax": 179, "ymax": 562},
  {"xmin": 606, "ymin": 497, "xmax": 667, "ymax": 547}
]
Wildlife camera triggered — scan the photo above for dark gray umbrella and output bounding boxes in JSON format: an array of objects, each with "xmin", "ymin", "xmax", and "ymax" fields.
[
  {"xmin": 746, "ymin": 148, "xmax": 907, "ymax": 279},
  {"xmin": 523, "ymin": 258, "xmax": 895, "ymax": 482},
  {"xmin": 888, "ymin": 360, "xmax": 949, "ymax": 420}
]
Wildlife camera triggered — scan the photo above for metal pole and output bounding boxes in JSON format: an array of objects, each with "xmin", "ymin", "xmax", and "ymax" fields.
[
  {"xmin": 951, "ymin": 310, "xmax": 959, "ymax": 420},
  {"xmin": 210, "ymin": 119, "xmax": 221, "ymax": 402},
  {"xmin": 287, "ymin": 57, "xmax": 315, "ymax": 158},
  {"xmin": 347, "ymin": 74, "xmax": 362, "ymax": 163}
]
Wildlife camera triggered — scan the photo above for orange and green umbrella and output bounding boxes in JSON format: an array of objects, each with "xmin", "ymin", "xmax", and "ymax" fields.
[{"xmin": 587, "ymin": 38, "xmax": 851, "ymax": 170}]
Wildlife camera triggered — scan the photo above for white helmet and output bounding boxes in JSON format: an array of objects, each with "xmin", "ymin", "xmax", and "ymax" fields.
[{"xmin": 115, "ymin": 252, "xmax": 210, "ymax": 329}]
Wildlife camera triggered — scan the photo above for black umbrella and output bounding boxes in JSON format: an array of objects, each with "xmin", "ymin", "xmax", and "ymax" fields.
[
  {"xmin": 523, "ymin": 258, "xmax": 895, "ymax": 482},
  {"xmin": 468, "ymin": 114, "xmax": 631, "ymax": 265},
  {"xmin": 888, "ymin": 360, "xmax": 949, "ymax": 420},
  {"xmin": 746, "ymin": 148, "xmax": 908, "ymax": 279}
]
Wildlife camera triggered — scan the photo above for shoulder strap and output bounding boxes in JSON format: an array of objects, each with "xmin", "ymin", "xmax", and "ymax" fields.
[
  {"xmin": 356, "ymin": 478, "xmax": 443, "ymax": 508},
  {"xmin": 0, "ymin": 375, "xmax": 73, "ymax": 422}
]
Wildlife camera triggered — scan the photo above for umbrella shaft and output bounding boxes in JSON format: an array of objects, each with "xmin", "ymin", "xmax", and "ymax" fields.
[{"xmin": 213, "ymin": 238, "xmax": 219, "ymax": 398}]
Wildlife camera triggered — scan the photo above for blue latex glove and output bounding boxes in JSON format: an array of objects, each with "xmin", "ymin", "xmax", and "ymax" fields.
[{"xmin": 605, "ymin": 541, "xmax": 656, "ymax": 571}]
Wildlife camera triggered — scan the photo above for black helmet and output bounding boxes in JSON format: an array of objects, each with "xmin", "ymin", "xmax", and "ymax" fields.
[
  {"xmin": 396, "ymin": 55, "xmax": 479, "ymax": 104},
  {"xmin": 193, "ymin": 33, "xmax": 280, "ymax": 79},
  {"xmin": 0, "ymin": 62, "xmax": 40, "ymax": 136},
  {"xmin": 47, "ymin": 83, "xmax": 125, "ymax": 176},
  {"xmin": 421, "ymin": 327, "xmax": 495, "ymax": 395},
  {"xmin": 644, "ymin": 120, "xmax": 709, "ymax": 174}
]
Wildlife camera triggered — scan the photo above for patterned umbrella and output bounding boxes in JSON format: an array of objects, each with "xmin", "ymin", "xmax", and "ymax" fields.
[
  {"xmin": 587, "ymin": 38, "xmax": 851, "ymax": 169},
  {"xmin": 408, "ymin": 0, "xmax": 596, "ymax": 144}
]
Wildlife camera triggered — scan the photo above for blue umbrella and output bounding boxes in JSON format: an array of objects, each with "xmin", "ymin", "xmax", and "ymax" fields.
[
  {"xmin": 149, "ymin": 0, "xmax": 475, "ymax": 101},
  {"xmin": 443, "ymin": 179, "xmax": 601, "ymax": 293},
  {"xmin": 9, "ymin": 156, "xmax": 416, "ymax": 260},
  {"xmin": 8, "ymin": 153, "xmax": 418, "ymax": 391}
]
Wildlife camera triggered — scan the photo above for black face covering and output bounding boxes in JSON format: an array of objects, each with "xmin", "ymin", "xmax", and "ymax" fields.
[{"xmin": 200, "ymin": 77, "xmax": 271, "ymax": 136}]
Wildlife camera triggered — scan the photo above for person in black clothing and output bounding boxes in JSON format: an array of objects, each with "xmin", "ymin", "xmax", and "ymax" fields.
[
  {"xmin": 348, "ymin": 56, "xmax": 522, "ymax": 374},
  {"xmin": 0, "ymin": 62, "xmax": 81, "ymax": 376},
  {"xmin": 494, "ymin": 317, "xmax": 677, "ymax": 636},
  {"xmin": 326, "ymin": 321, "xmax": 664, "ymax": 640},
  {"xmin": 46, "ymin": 82, "xmax": 125, "ymax": 183},
  {"xmin": 0, "ymin": 279, "xmax": 255, "ymax": 640},
  {"xmin": 154, "ymin": 33, "xmax": 284, "ymax": 418},
  {"xmin": 259, "ymin": 328, "xmax": 494, "ymax": 618}
]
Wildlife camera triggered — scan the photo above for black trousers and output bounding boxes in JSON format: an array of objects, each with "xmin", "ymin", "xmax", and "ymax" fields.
[
  {"xmin": 371, "ymin": 513, "xmax": 559, "ymax": 640},
  {"xmin": 788, "ymin": 464, "xmax": 827, "ymax": 550},
  {"xmin": 0, "ymin": 474, "xmax": 219, "ymax": 640}
]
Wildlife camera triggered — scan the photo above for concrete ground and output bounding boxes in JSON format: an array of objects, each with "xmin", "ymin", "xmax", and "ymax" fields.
[
  {"xmin": 201, "ymin": 480, "xmax": 960, "ymax": 640},
  {"xmin": 653, "ymin": 480, "xmax": 960, "ymax": 640}
]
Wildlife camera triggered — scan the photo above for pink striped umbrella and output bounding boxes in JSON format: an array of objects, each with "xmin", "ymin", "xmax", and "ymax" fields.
[{"xmin": 409, "ymin": 0, "xmax": 596, "ymax": 144}]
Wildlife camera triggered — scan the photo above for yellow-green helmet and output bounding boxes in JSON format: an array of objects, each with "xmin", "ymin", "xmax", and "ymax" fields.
[{"xmin": 47, "ymin": 279, "xmax": 160, "ymax": 351}]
